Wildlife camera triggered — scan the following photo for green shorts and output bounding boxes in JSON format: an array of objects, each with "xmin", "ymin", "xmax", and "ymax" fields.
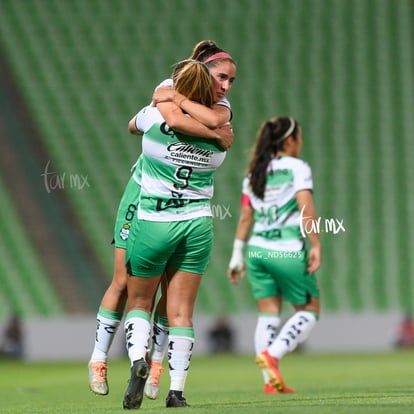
[
  {"xmin": 113, "ymin": 175, "xmax": 140, "ymax": 249},
  {"xmin": 245, "ymin": 245, "xmax": 320, "ymax": 305},
  {"xmin": 126, "ymin": 216, "xmax": 213, "ymax": 277}
]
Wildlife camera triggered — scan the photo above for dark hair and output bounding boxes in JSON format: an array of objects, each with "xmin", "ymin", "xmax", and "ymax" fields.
[
  {"xmin": 248, "ymin": 116, "xmax": 300, "ymax": 199},
  {"xmin": 188, "ymin": 40, "xmax": 236, "ymax": 67}
]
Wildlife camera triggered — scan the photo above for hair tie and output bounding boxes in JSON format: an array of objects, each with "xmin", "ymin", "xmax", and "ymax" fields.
[{"xmin": 203, "ymin": 52, "xmax": 234, "ymax": 64}]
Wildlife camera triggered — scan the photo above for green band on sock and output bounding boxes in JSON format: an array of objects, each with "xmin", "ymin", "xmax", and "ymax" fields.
[
  {"xmin": 98, "ymin": 306, "xmax": 123, "ymax": 321},
  {"xmin": 126, "ymin": 309, "xmax": 151, "ymax": 322},
  {"xmin": 155, "ymin": 313, "xmax": 169, "ymax": 327},
  {"xmin": 170, "ymin": 326, "xmax": 194, "ymax": 338},
  {"xmin": 258, "ymin": 312, "xmax": 280, "ymax": 317}
]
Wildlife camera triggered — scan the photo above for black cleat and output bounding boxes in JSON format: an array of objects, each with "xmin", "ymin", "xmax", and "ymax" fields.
[
  {"xmin": 166, "ymin": 390, "xmax": 190, "ymax": 408},
  {"xmin": 123, "ymin": 359, "xmax": 149, "ymax": 409}
]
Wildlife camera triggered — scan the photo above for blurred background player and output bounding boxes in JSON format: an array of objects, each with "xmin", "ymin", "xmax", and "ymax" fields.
[{"xmin": 228, "ymin": 116, "xmax": 321, "ymax": 394}]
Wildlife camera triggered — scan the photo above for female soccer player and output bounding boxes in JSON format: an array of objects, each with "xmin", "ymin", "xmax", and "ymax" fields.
[
  {"xmin": 122, "ymin": 60, "xmax": 233, "ymax": 409},
  {"xmin": 142, "ymin": 41, "xmax": 236, "ymax": 400},
  {"xmin": 228, "ymin": 116, "xmax": 321, "ymax": 394},
  {"xmin": 87, "ymin": 40, "xmax": 236, "ymax": 397}
]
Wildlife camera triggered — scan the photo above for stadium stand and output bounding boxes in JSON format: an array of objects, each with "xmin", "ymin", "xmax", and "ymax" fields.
[
  {"xmin": 0, "ymin": 176, "xmax": 63, "ymax": 316},
  {"xmin": 0, "ymin": 0, "xmax": 413, "ymax": 317}
]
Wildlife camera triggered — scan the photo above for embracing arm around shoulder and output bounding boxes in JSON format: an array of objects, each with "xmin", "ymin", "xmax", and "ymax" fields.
[
  {"xmin": 180, "ymin": 101, "xmax": 231, "ymax": 128},
  {"xmin": 157, "ymin": 102, "xmax": 233, "ymax": 150},
  {"xmin": 296, "ymin": 189, "xmax": 321, "ymax": 273},
  {"xmin": 152, "ymin": 85, "xmax": 231, "ymax": 128}
]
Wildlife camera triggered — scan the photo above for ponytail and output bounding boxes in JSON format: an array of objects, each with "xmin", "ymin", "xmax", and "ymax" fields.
[{"xmin": 248, "ymin": 117, "xmax": 299, "ymax": 199}]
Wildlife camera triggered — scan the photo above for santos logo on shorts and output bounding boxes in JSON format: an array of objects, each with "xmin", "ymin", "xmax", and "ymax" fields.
[{"xmin": 299, "ymin": 206, "xmax": 345, "ymax": 237}]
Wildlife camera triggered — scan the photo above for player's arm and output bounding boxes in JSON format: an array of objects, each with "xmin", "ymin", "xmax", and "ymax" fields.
[
  {"xmin": 296, "ymin": 189, "xmax": 321, "ymax": 273},
  {"xmin": 228, "ymin": 204, "xmax": 254, "ymax": 285},
  {"xmin": 152, "ymin": 86, "xmax": 231, "ymax": 128},
  {"xmin": 156, "ymin": 101, "xmax": 233, "ymax": 150},
  {"xmin": 128, "ymin": 115, "xmax": 143, "ymax": 135}
]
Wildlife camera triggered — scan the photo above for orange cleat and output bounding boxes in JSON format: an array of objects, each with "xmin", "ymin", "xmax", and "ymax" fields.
[
  {"xmin": 88, "ymin": 361, "xmax": 108, "ymax": 395},
  {"xmin": 144, "ymin": 361, "xmax": 164, "ymax": 400},
  {"xmin": 256, "ymin": 350, "xmax": 285, "ymax": 392}
]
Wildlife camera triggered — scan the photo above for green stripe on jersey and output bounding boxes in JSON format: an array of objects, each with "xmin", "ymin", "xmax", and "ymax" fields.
[{"xmin": 277, "ymin": 197, "xmax": 298, "ymax": 217}]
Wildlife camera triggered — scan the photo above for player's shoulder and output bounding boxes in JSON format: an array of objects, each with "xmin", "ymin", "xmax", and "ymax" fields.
[
  {"xmin": 137, "ymin": 104, "xmax": 164, "ymax": 131},
  {"xmin": 156, "ymin": 78, "xmax": 173, "ymax": 88},
  {"xmin": 138, "ymin": 104, "xmax": 158, "ymax": 116}
]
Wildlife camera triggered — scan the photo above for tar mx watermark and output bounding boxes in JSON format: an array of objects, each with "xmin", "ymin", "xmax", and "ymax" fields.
[
  {"xmin": 299, "ymin": 205, "xmax": 345, "ymax": 237},
  {"xmin": 211, "ymin": 204, "xmax": 232, "ymax": 220},
  {"xmin": 41, "ymin": 160, "xmax": 90, "ymax": 193}
]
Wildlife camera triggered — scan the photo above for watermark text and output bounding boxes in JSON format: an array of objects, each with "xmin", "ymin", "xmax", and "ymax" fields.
[{"xmin": 41, "ymin": 160, "xmax": 90, "ymax": 193}]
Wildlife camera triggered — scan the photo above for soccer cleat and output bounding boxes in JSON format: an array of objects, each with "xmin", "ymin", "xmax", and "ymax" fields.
[
  {"xmin": 256, "ymin": 350, "xmax": 285, "ymax": 392},
  {"xmin": 88, "ymin": 361, "xmax": 108, "ymax": 395},
  {"xmin": 264, "ymin": 383, "xmax": 296, "ymax": 394},
  {"xmin": 144, "ymin": 361, "xmax": 164, "ymax": 399},
  {"xmin": 166, "ymin": 390, "xmax": 190, "ymax": 408},
  {"xmin": 123, "ymin": 358, "xmax": 150, "ymax": 409}
]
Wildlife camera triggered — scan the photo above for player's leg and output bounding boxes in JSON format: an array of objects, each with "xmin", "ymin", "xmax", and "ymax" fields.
[
  {"xmin": 123, "ymin": 274, "xmax": 162, "ymax": 410},
  {"xmin": 245, "ymin": 245, "xmax": 292, "ymax": 393},
  {"xmin": 163, "ymin": 216, "xmax": 213, "ymax": 408},
  {"xmin": 123, "ymin": 219, "xmax": 178, "ymax": 410},
  {"xmin": 257, "ymin": 249, "xmax": 320, "ymax": 392},
  {"xmin": 254, "ymin": 296, "xmax": 283, "ymax": 394},
  {"xmin": 88, "ymin": 175, "xmax": 139, "ymax": 395},
  {"xmin": 165, "ymin": 268, "xmax": 202, "ymax": 408},
  {"xmin": 88, "ymin": 247, "xmax": 127, "ymax": 395},
  {"xmin": 268, "ymin": 296, "xmax": 319, "ymax": 359},
  {"xmin": 145, "ymin": 275, "xmax": 169, "ymax": 399}
]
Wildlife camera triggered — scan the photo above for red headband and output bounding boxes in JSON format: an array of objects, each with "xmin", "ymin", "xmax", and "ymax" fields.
[{"xmin": 203, "ymin": 52, "xmax": 234, "ymax": 64}]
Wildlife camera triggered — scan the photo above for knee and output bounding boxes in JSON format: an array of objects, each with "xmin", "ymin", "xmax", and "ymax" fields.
[
  {"xmin": 294, "ymin": 296, "xmax": 320, "ymax": 315},
  {"xmin": 127, "ymin": 288, "xmax": 155, "ymax": 314}
]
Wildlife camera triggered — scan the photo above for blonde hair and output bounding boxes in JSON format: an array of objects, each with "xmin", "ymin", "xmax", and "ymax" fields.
[{"xmin": 172, "ymin": 59, "xmax": 213, "ymax": 107}]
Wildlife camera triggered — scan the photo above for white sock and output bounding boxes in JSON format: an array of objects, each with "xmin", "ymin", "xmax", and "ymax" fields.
[
  {"xmin": 168, "ymin": 327, "xmax": 195, "ymax": 392},
  {"xmin": 254, "ymin": 313, "xmax": 280, "ymax": 383},
  {"xmin": 151, "ymin": 314, "xmax": 169, "ymax": 363},
  {"xmin": 90, "ymin": 307, "xmax": 122, "ymax": 362},
  {"xmin": 268, "ymin": 311, "xmax": 317, "ymax": 360},
  {"xmin": 124, "ymin": 310, "xmax": 151, "ymax": 365}
]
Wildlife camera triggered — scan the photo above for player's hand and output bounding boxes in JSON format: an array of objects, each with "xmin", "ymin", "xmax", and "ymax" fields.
[
  {"xmin": 152, "ymin": 86, "xmax": 176, "ymax": 106},
  {"xmin": 215, "ymin": 124, "xmax": 234, "ymax": 150},
  {"xmin": 228, "ymin": 265, "xmax": 245, "ymax": 285},
  {"xmin": 228, "ymin": 240, "xmax": 245, "ymax": 284},
  {"xmin": 307, "ymin": 245, "xmax": 321, "ymax": 273}
]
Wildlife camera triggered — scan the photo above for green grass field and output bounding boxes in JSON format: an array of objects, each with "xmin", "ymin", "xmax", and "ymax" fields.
[{"xmin": 1, "ymin": 350, "xmax": 413, "ymax": 413}]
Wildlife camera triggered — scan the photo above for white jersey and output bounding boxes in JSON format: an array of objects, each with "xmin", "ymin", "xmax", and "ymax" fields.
[
  {"xmin": 243, "ymin": 155, "xmax": 313, "ymax": 251},
  {"xmin": 136, "ymin": 105, "xmax": 227, "ymax": 221}
]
